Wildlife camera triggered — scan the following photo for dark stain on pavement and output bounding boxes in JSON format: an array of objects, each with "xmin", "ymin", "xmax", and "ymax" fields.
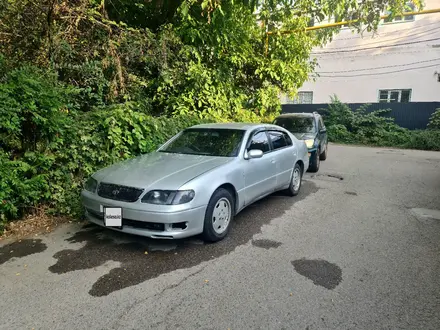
[
  {"xmin": 311, "ymin": 173, "xmax": 344, "ymax": 181},
  {"xmin": 252, "ymin": 239, "xmax": 282, "ymax": 249},
  {"xmin": 0, "ymin": 239, "xmax": 47, "ymax": 265},
  {"xmin": 376, "ymin": 150, "xmax": 405, "ymax": 155},
  {"xmin": 49, "ymin": 181, "xmax": 318, "ymax": 297},
  {"xmin": 344, "ymin": 191, "xmax": 357, "ymax": 196},
  {"xmin": 327, "ymin": 174, "xmax": 344, "ymax": 180},
  {"xmin": 291, "ymin": 258, "xmax": 342, "ymax": 290}
]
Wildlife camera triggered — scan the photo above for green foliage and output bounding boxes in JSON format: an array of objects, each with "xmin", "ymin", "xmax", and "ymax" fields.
[
  {"xmin": 405, "ymin": 130, "xmax": 440, "ymax": 151},
  {"xmin": 321, "ymin": 96, "xmax": 440, "ymax": 151},
  {"xmin": 0, "ymin": 65, "xmax": 76, "ymax": 153},
  {"xmin": 427, "ymin": 108, "xmax": 440, "ymax": 130},
  {"xmin": 1, "ymin": 108, "xmax": 208, "ymax": 223},
  {"xmin": 0, "ymin": 150, "xmax": 50, "ymax": 223}
]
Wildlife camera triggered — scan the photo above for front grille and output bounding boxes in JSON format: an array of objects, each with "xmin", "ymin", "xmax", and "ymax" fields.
[
  {"xmin": 97, "ymin": 183, "xmax": 144, "ymax": 202},
  {"xmin": 86, "ymin": 208, "xmax": 165, "ymax": 232}
]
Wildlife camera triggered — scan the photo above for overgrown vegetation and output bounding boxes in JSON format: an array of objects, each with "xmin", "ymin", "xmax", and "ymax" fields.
[
  {"xmin": 321, "ymin": 97, "xmax": 440, "ymax": 151},
  {"xmin": 0, "ymin": 0, "xmax": 426, "ymax": 230},
  {"xmin": 427, "ymin": 108, "xmax": 440, "ymax": 130}
]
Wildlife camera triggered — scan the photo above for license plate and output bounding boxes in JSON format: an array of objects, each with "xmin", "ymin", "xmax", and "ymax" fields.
[{"xmin": 104, "ymin": 207, "xmax": 122, "ymax": 227}]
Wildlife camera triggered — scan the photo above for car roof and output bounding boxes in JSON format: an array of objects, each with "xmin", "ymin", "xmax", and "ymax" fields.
[
  {"xmin": 189, "ymin": 122, "xmax": 283, "ymax": 131},
  {"xmin": 276, "ymin": 112, "xmax": 318, "ymax": 118}
]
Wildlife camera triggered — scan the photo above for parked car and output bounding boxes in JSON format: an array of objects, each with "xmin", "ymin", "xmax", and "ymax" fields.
[
  {"xmin": 81, "ymin": 123, "xmax": 310, "ymax": 242},
  {"xmin": 273, "ymin": 112, "xmax": 328, "ymax": 172}
]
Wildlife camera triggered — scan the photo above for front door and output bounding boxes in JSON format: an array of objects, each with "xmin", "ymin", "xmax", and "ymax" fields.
[
  {"xmin": 317, "ymin": 117, "xmax": 327, "ymax": 152},
  {"xmin": 243, "ymin": 131, "xmax": 277, "ymax": 205}
]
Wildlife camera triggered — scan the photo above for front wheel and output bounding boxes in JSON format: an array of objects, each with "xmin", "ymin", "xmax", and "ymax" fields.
[
  {"xmin": 286, "ymin": 163, "xmax": 303, "ymax": 196},
  {"xmin": 308, "ymin": 150, "xmax": 320, "ymax": 173},
  {"xmin": 320, "ymin": 144, "xmax": 328, "ymax": 161},
  {"xmin": 202, "ymin": 188, "xmax": 234, "ymax": 242}
]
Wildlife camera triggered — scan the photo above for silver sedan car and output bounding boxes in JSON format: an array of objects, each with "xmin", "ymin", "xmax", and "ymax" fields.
[{"xmin": 81, "ymin": 123, "xmax": 309, "ymax": 242}]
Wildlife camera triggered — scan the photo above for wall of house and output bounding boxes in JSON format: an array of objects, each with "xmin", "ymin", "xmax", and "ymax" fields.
[{"xmin": 292, "ymin": 0, "xmax": 440, "ymax": 104}]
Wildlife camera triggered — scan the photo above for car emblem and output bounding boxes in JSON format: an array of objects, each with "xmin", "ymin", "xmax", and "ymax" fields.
[{"xmin": 112, "ymin": 189, "xmax": 120, "ymax": 196}]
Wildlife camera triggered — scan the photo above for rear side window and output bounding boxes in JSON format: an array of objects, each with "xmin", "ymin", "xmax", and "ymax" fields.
[
  {"xmin": 284, "ymin": 132, "xmax": 293, "ymax": 146},
  {"xmin": 248, "ymin": 131, "xmax": 270, "ymax": 153},
  {"xmin": 268, "ymin": 131, "xmax": 289, "ymax": 150}
]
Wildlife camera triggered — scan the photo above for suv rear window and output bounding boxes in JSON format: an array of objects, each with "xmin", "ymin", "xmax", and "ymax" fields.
[{"xmin": 274, "ymin": 117, "xmax": 316, "ymax": 134}]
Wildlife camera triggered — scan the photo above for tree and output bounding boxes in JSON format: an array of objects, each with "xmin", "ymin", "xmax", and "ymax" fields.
[{"xmin": 0, "ymin": 0, "xmax": 423, "ymax": 118}]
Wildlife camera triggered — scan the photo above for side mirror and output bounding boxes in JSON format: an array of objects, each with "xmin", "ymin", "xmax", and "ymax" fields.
[
  {"xmin": 319, "ymin": 128, "xmax": 326, "ymax": 133},
  {"xmin": 247, "ymin": 149, "xmax": 264, "ymax": 159}
]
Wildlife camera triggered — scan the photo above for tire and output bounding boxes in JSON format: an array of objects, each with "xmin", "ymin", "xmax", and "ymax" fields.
[
  {"xmin": 286, "ymin": 163, "xmax": 303, "ymax": 196},
  {"xmin": 308, "ymin": 149, "xmax": 320, "ymax": 173},
  {"xmin": 320, "ymin": 144, "xmax": 328, "ymax": 161},
  {"xmin": 202, "ymin": 188, "xmax": 235, "ymax": 242}
]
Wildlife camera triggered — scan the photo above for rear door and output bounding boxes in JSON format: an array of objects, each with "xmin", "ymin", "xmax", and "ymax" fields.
[
  {"xmin": 267, "ymin": 130, "xmax": 297, "ymax": 188},
  {"xmin": 243, "ymin": 130, "xmax": 277, "ymax": 204}
]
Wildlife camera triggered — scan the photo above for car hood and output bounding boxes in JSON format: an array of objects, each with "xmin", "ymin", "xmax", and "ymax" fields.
[
  {"xmin": 93, "ymin": 152, "xmax": 232, "ymax": 190},
  {"xmin": 292, "ymin": 133, "xmax": 316, "ymax": 140}
]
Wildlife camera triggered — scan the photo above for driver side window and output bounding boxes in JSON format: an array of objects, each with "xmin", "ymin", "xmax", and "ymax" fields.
[{"xmin": 247, "ymin": 131, "xmax": 270, "ymax": 153}]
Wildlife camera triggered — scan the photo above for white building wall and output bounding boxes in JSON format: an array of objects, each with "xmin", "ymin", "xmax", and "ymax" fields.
[{"xmin": 294, "ymin": 0, "xmax": 440, "ymax": 104}]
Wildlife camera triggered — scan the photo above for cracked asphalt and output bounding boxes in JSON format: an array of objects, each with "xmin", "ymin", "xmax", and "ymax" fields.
[{"xmin": 1, "ymin": 144, "xmax": 440, "ymax": 330}]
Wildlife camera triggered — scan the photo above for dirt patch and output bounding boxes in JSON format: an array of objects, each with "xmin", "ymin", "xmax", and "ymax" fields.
[{"xmin": 0, "ymin": 210, "xmax": 76, "ymax": 241}]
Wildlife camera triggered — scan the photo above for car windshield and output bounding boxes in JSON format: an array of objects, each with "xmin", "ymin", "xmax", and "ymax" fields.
[
  {"xmin": 274, "ymin": 117, "xmax": 316, "ymax": 134},
  {"xmin": 160, "ymin": 128, "xmax": 245, "ymax": 157}
]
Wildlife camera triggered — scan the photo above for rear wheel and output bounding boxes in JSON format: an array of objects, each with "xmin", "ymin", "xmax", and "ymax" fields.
[
  {"xmin": 202, "ymin": 188, "xmax": 234, "ymax": 242},
  {"xmin": 308, "ymin": 149, "xmax": 320, "ymax": 173},
  {"xmin": 286, "ymin": 163, "xmax": 303, "ymax": 196},
  {"xmin": 320, "ymin": 144, "xmax": 328, "ymax": 161}
]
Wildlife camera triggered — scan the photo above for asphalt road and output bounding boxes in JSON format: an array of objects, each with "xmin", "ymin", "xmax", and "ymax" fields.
[{"xmin": 1, "ymin": 144, "xmax": 440, "ymax": 330}]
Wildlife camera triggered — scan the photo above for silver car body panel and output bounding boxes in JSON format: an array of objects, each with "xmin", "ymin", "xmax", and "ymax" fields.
[{"xmin": 81, "ymin": 123, "xmax": 309, "ymax": 239}]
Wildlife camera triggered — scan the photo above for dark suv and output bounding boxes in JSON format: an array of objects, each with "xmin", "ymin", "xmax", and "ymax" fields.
[{"xmin": 273, "ymin": 112, "xmax": 328, "ymax": 172}]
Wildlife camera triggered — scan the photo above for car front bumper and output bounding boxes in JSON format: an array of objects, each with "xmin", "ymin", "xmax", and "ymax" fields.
[{"xmin": 81, "ymin": 190, "xmax": 206, "ymax": 239}]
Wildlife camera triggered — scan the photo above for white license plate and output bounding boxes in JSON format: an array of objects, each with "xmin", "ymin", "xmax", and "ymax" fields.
[{"xmin": 104, "ymin": 207, "xmax": 122, "ymax": 227}]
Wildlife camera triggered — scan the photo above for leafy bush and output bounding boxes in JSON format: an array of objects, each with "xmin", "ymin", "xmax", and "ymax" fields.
[
  {"xmin": 0, "ymin": 65, "xmax": 76, "ymax": 154},
  {"xmin": 427, "ymin": 108, "xmax": 440, "ymax": 130},
  {"xmin": 320, "ymin": 96, "xmax": 440, "ymax": 151},
  {"xmin": 0, "ymin": 150, "xmax": 50, "ymax": 229},
  {"xmin": 0, "ymin": 97, "xmax": 209, "ymax": 225},
  {"xmin": 327, "ymin": 124, "xmax": 352, "ymax": 143},
  {"xmin": 404, "ymin": 130, "xmax": 440, "ymax": 151}
]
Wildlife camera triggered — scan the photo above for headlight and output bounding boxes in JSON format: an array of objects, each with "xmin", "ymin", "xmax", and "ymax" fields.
[
  {"xmin": 141, "ymin": 190, "xmax": 195, "ymax": 205},
  {"xmin": 85, "ymin": 177, "xmax": 98, "ymax": 193},
  {"xmin": 304, "ymin": 139, "xmax": 315, "ymax": 148}
]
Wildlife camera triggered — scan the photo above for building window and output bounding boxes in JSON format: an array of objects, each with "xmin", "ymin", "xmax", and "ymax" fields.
[
  {"xmin": 378, "ymin": 89, "xmax": 412, "ymax": 103},
  {"xmin": 294, "ymin": 91, "xmax": 313, "ymax": 104},
  {"xmin": 384, "ymin": 2, "xmax": 415, "ymax": 23}
]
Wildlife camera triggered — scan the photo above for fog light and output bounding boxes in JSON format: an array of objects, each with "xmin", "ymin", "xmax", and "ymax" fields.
[{"xmin": 171, "ymin": 222, "xmax": 188, "ymax": 230}]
